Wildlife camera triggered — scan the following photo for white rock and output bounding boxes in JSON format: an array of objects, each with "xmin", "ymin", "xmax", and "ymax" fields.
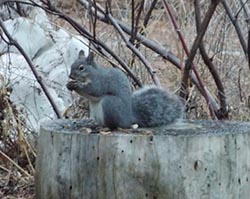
[{"xmin": 0, "ymin": 14, "xmax": 89, "ymax": 131}]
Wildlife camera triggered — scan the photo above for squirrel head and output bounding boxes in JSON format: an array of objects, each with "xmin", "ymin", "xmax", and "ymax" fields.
[{"xmin": 68, "ymin": 50, "xmax": 97, "ymax": 83}]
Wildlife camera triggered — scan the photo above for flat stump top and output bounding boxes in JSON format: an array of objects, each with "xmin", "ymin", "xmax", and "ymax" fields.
[{"xmin": 41, "ymin": 119, "xmax": 250, "ymax": 136}]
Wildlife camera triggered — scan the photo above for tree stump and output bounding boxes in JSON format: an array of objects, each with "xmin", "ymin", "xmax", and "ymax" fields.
[{"xmin": 36, "ymin": 119, "xmax": 250, "ymax": 199}]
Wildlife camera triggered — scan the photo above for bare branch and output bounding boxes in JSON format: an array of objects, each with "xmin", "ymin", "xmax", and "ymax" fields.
[
  {"xmin": 107, "ymin": 12, "xmax": 161, "ymax": 86},
  {"xmin": 143, "ymin": 0, "xmax": 158, "ymax": 29},
  {"xmin": 222, "ymin": 0, "xmax": 248, "ymax": 58},
  {"xmin": 0, "ymin": 18, "xmax": 62, "ymax": 118},
  {"xmin": 195, "ymin": 0, "xmax": 228, "ymax": 119},
  {"xmin": 237, "ymin": 0, "xmax": 250, "ymax": 22},
  {"xmin": 238, "ymin": 68, "xmax": 244, "ymax": 102},
  {"xmin": 40, "ymin": 0, "xmax": 143, "ymax": 87},
  {"xmin": 162, "ymin": 0, "xmax": 219, "ymax": 118},
  {"xmin": 179, "ymin": 0, "xmax": 222, "ymax": 119},
  {"xmin": 248, "ymin": 29, "xmax": 250, "ymax": 69},
  {"xmin": 78, "ymin": 0, "xmax": 219, "ymax": 107},
  {"xmin": 130, "ymin": 0, "xmax": 136, "ymax": 43},
  {"xmin": 130, "ymin": 0, "xmax": 154, "ymax": 69},
  {"xmin": 78, "ymin": 0, "xmax": 180, "ymax": 68},
  {"xmin": 4, "ymin": 0, "xmax": 142, "ymax": 85},
  {"xmin": 2, "ymin": 0, "xmax": 221, "ymax": 112},
  {"xmin": 88, "ymin": 0, "xmax": 97, "ymax": 41},
  {"xmin": 130, "ymin": 0, "xmax": 144, "ymax": 44}
]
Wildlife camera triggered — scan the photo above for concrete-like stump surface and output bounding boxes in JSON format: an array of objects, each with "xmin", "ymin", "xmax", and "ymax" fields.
[{"xmin": 36, "ymin": 119, "xmax": 250, "ymax": 199}]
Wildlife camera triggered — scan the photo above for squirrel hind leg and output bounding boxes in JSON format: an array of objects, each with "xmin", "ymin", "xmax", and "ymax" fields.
[{"xmin": 102, "ymin": 96, "xmax": 134, "ymax": 130}]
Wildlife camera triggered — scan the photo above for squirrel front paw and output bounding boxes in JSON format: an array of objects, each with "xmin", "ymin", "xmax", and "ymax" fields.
[{"xmin": 66, "ymin": 80, "xmax": 78, "ymax": 91}]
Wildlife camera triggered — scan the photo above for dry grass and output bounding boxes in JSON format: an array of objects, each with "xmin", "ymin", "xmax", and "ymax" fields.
[
  {"xmin": 0, "ymin": 0, "xmax": 249, "ymax": 198},
  {"xmin": 0, "ymin": 75, "xmax": 35, "ymax": 198}
]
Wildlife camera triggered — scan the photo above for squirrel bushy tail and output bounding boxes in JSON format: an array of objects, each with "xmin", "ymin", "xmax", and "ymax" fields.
[{"xmin": 132, "ymin": 85, "xmax": 184, "ymax": 127}]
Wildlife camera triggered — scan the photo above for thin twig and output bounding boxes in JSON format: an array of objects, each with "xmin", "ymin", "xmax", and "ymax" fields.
[
  {"xmin": 248, "ymin": 29, "xmax": 250, "ymax": 69},
  {"xmin": 162, "ymin": 0, "xmax": 219, "ymax": 118},
  {"xmin": 107, "ymin": 12, "xmax": 161, "ymax": 86},
  {"xmin": 88, "ymin": 0, "xmax": 97, "ymax": 41},
  {"xmin": 180, "ymin": 0, "xmax": 221, "ymax": 119},
  {"xmin": 130, "ymin": 0, "xmax": 155, "ymax": 68},
  {"xmin": 0, "ymin": 18, "xmax": 62, "ymax": 118},
  {"xmin": 16, "ymin": 113, "xmax": 36, "ymax": 174},
  {"xmin": 236, "ymin": 0, "xmax": 250, "ymax": 21},
  {"xmin": 36, "ymin": 0, "xmax": 143, "ymax": 86},
  {"xmin": 143, "ymin": 0, "xmax": 158, "ymax": 29},
  {"xmin": 194, "ymin": 0, "xmax": 228, "ymax": 119},
  {"xmin": 129, "ymin": 0, "xmax": 145, "ymax": 68},
  {"xmin": 238, "ymin": 68, "xmax": 244, "ymax": 102},
  {"xmin": 78, "ymin": 0, "xmax": 180, "ymax": 67},
  {"xmin": 2, "ymin": 0, "xmax": 219, "ymax": 108},
  {"xmin": 0, "ymin": 165, "xmax": 10, "ymax": 173},
  {"xmin": 130, "ymin": 0, "xmax": 144, "ymax": 44},
  {"xmin": 78, "ymin": 0, "xmax": 219, "ymax": 105},
  {"xmin": 0, "ymin": 150, "xmax": 33, "ymax": 179},
  {"xmin": 131, "ymin": 0, "xmax": 135, "ymax": 43},
  {"xmin": 222, "ymin": 0, "xmax": 248, "ymax": 58}
]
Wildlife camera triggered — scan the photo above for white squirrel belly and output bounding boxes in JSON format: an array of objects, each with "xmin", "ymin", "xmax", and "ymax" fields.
[{"xmin": 89, "ymin": 100, "xmax": 104, "ymax": 125}]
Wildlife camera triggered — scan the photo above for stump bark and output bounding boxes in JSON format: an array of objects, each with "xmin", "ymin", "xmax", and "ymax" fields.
[{"xmin": 36, "ymin": 119, "xmax": 250, "ymax": 199}]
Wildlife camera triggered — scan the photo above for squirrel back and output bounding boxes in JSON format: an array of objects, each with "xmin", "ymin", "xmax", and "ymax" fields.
[{"xmin": 67, "ymin": 51, "xmax": 184, "ymax": 129}]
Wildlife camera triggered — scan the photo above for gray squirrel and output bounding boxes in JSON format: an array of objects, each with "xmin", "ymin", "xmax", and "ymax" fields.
[{"xmin": 66, "ymin": 50, "xmax": 184, "ymax": 129}]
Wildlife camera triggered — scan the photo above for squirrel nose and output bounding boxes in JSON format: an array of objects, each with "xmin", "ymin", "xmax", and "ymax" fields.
[{"xmin": 69, "ymin": 73, "xmax": 75, "ymax": 80}]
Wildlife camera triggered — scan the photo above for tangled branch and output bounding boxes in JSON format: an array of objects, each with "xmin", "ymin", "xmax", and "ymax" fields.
[{"xmin": 0, "ymin": 18, "xmax": 62, "ymax": 119}]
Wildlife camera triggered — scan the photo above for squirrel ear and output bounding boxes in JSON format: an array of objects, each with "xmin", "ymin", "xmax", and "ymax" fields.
[
  {"xmin": 86, "ymin": 52, "xmax": 94, "ymax": 63},
  {"xmin": 78, "ymin": 50, "xmax": 85, "ymax": 59}
]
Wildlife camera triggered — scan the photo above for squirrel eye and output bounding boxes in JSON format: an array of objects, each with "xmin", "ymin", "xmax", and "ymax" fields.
[{"xmin": 79, "ymin": 64, "xmax": 85, "ymax": 71}]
